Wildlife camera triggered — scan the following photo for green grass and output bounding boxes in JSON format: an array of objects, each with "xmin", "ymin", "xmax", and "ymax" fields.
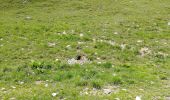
[{"xmin": 0, "ymin": 0, "xmax": 170, "ymax": 99}]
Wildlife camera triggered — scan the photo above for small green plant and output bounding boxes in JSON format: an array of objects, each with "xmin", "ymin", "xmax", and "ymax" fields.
[
  {"xmin": 91, "ymin": 80, "xmax": 102, "ymax": 89},
  {"xmin": 111, "ymin": 76, "xmax": 123, "ymax": 85},
  {"xmin": 102, "ymin": 62, "xmax": 112, "ymax": 68},
  {"xmin": 76, "ymin": 80, "xmax": 88, "ymax": 86},
  {"xmin": 30, "ymin": 61, "xmax": 52, "ymax": 74}
]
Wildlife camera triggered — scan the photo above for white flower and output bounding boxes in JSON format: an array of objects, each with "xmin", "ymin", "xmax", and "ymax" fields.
[
  {"xmin": 136, "ymin": 96, "xmax": 141, "ymax": 100},
  {"xmin": 48, "ymin": 42, "xmax": 56, "ymax": 47},
  {"xmin": 52, "ymin": 92, "xmax": 58, "ymax": 97}
]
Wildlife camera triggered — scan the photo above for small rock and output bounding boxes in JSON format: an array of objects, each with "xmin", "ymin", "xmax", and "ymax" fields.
[
  {"xmin": 68, "ymin": 58, "xmax": 77, "ymax": 65},
  {"xmin": 108, "ymin": 40, "xmax": 115, "ymax": 46},
  {"xmin": 78, "ymin": 42, "xmax": 84, "ymax": 44},
  {"xmin": 165, "ymin": 96, "xmax": 170, "ymax": 100},
  {"xmin": 48, "ymin": 42, "xmax": 56, "ymax": 47},
  {"xmin": 139, "ymin": 47, "xmax": 151, "ymax": 56},
  {"xmin": 103, "ymin": 89, "xmax": 112, "ymax": 94},
  {"xmin": 68, "ymin": 55, "xmax": 89, "ymax": 65},
  {"xmin": 35, "ymin": 81, "xmax": 43, "ymax": 85}
]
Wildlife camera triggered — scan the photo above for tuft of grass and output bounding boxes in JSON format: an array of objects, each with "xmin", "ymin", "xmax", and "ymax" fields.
[{"xmin": 91, "ymin": 80, "xmax": 103, "ymax": 89}]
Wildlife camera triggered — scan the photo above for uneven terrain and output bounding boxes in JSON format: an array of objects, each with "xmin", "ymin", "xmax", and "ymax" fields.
[{"xmin": 0, "ymin": 0, "xmax": 170, "ymax": 100}]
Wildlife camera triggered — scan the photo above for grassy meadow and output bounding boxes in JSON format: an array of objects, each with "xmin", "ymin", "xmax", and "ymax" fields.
[{"xmin": 0, "ymin": 0, "xmax": 170, "ymax": 100}]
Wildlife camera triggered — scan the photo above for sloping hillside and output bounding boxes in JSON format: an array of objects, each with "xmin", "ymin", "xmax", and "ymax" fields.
[{"xmin": 0, "ymin": 0, "xmax": 170, "ymax": 99}]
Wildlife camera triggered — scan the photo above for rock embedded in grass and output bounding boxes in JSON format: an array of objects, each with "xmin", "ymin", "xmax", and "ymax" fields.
[
  {"xmin": 48, "ymin": 42, "xmax": 56, "ymax": 47},
  {"xmin": 139, "ymin": 47, "xmax": 151, "ymax": 56},
  {"xmin": 120, "ymin": 44, "xmax": 126, "ymax": 50},
  {"xmin": 165, "ymin": 97, "xmax": 170, "ymax": 100},
  {"xmin": 103, "ymin": 88, "xmax": 112, "ymax": 94},
  {"xmin": 68, "ymin": 55, "xmax": 89, "ymax": 65}
]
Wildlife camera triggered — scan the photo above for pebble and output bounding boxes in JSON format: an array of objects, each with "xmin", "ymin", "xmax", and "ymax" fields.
[{"xmin": 103, "ymin": 89, "xmax": 112, "ymax": 94}]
